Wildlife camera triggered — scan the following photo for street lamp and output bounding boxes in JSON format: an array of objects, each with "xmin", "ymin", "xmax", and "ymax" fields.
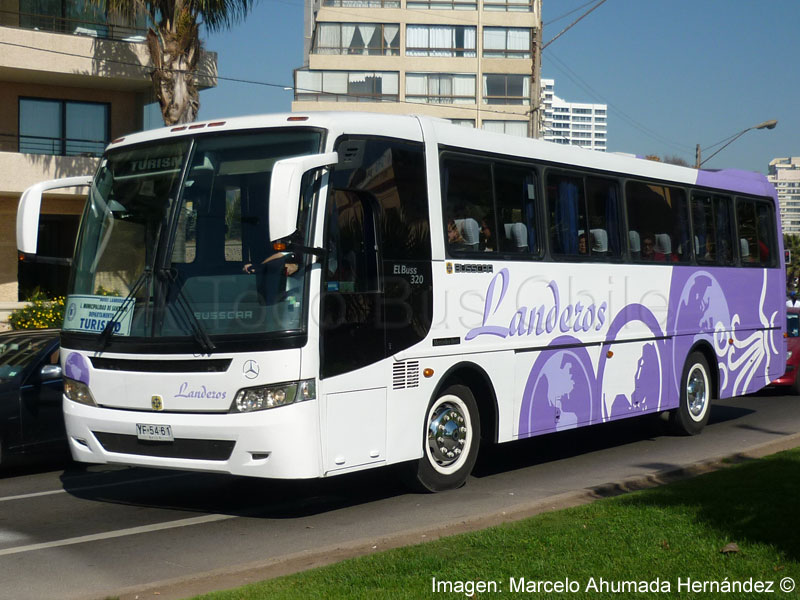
[{"xmin": 695, "ymin": 119, "xmax": 778, "ymax": 168}]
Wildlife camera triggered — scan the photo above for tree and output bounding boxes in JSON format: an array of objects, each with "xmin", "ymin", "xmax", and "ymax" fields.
[
  {"xmin": 785, "ymin": 234, "xmax": 800, "ymax": 293},
  {"xmin": 103, "ymin": 0, "xmax": 255, "ymax": 125},
  {"xmin": 645, "ymin": 155, "xmax": 691, "ymax": 167},
  {"xmin": 663, "ymin": 155, "xmax": 690, "ymax": 167}
]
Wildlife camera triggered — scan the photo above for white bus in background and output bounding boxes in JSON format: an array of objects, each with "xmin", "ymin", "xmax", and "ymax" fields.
[{"xmin": 17, "ymin": 112, "xmax": 785, "ymax": 491}]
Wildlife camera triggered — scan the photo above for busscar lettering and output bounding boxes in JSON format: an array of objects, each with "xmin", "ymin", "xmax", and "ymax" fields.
[
  {"xmin": 465, "ymin": 268, "xmax": 607, "ymax": 341},
  {"xmin": 454, "ymin": 263, "xmax": 493, "ymax": 274},
  {"xmin": 194, "ymin": 311, "xmax": 253, "ymax": 321}
]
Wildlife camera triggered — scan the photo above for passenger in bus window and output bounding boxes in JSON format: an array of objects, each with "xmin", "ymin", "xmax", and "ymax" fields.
[
  {"xmin": 480, "ymin": 218, "xmax": 494, "ymax": 251},
  {"xmin": 641, "ymin": 234, "xmax": 655, "ymax": 260},
  {"xmin": 578, "ymin": 233, "xmax": 588, "ymax": 255},
  {"xmin": 447, "ymin": 219, "xmax": 466, "ymax": 250}
]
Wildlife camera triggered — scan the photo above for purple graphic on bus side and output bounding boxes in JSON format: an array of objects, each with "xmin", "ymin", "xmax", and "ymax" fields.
[
  {"xmin": 668, "ymin": 268, "xmax": 782, "ymax": 398},
  {"xmin": 597, "ymin": 303, "xmax": 671, "ymax": 422},
  {"xmin": 459, "ymin": 266, "xmax": 782, "ymax": 439},
  {"xmin": 519, "ymin": 336, "xmax": 597, "ymax": 437}
]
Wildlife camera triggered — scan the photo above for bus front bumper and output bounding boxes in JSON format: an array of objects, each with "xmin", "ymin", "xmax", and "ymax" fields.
[{"xmin": 64, "ymin": 398, "xmax": 323, "ymax": 479}]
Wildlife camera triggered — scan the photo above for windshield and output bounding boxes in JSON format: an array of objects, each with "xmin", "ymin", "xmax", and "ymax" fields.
[
  {"xmin": 0, "ymin": 334, "xmax": 53, "ymax": 382},
  {"xmin": 65, "ymin": 129, "xmax": 324, "ymax": 347}
]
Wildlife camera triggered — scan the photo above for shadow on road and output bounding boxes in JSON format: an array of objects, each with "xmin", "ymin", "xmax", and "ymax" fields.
[{"xmin": 55, "ymin": 397, "xmax": 766, "ymax": 518}]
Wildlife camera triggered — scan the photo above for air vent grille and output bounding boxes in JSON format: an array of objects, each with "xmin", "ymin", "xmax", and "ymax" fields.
[{"xmin": 392, "ymin": 361, "xmax": 420, "ymax": 390}]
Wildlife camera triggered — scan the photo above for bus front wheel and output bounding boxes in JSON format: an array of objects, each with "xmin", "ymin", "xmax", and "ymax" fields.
[
  {"xmin": 671, "ymin": 351, "xmax": 712, "ymax": 435},
  {"xmin": 408, "ymin": 385, "xmax": 480, "ymax": 492}
]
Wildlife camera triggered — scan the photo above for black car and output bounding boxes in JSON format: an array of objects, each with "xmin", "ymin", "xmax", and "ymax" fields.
[{"xmin": 0, "ymin": 329, "xmax": 64, "ymax": 467}]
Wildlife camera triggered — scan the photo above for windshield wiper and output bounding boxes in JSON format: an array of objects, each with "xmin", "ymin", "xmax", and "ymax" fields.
[
  {"xmin": 97, "ymin": 267, "xmax": 151, "ymax": 350},
  {"xmin": 157, "ymin": 268, "xmax": 216, "ymax": 355}
]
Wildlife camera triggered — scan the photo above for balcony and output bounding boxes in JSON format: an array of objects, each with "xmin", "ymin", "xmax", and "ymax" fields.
[
  {"xmin": 0, "ymin": 7, "xmax": 216, "ymax": 91},
  {"xmin": 0, "ymin": 132, "xmax": 105, "ymax": 158},
  {"xmin": 0, "ymin": 7, "xmax": 147, "ymax": 42}
]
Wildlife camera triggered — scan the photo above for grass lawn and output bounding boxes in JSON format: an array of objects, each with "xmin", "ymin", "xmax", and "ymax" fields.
[{"xmin": 193, "ymin": 447, "xmax": 800, "ymax": 599}]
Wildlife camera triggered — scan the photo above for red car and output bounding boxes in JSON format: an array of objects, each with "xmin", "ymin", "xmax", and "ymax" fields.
[{"xmin": 772, "ymin": 306, "xmax": 800, "ymax": 393}]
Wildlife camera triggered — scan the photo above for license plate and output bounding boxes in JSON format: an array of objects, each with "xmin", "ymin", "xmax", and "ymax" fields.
[{"xmin": 136, "ymin": 423, "xmax": 174, "ymax": 442}]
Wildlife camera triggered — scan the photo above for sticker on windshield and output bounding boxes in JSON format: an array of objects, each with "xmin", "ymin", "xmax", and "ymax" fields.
[{"xmin": 63, "ymin": 295, "xmax": 134, "ymax": 336}]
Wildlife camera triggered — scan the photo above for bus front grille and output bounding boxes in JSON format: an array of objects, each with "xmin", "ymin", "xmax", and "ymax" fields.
[{"xmin": 93, "ymin": 432, "xmax": 235, "ymax": 461}]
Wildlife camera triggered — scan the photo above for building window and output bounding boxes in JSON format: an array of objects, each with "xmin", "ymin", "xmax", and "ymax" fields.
[
  {"xmin": 19, "ymin": 98, "xmax": 109, "ymax": 157},
  {"xmin": 406, "ymin": 25, "xmax": 476, "ymax": 57},
  {"xmin": 483, "ymin": 0, "xmax": 533, "ymax": 11},
  {"xmin": 407, "ymin": 0, "xmax": 477, "ymax": 9},
  {"xmin": 482, "ymin": 74, "xmax": 529, "ymax": 105},
  {"xmin": 482, "ymin": 120, "xmax": 528, "ymax": 137},
  {"xmin": 482, "ymin": 27, "xmax": 530, "ymax": 58},
  {"xmin": 18, "ymin": 0, "xmax": 146, "ymax": 41},
  {"xmin": 313, "ymin": 23, "xmax": 399, "ymax": 55},
  {"xmin": 449, "ymin": 119, "xmax": 475, "ymax": 127},
  {"xmin": 322, "ymin": 0, "xmax": 400, "ymax": 6},
  {"xmin": 295, "ymin": 70, "xmax": 399, "ymax": 102},
  {"xmin": 406, "ymin": 73, "xmax": 475, "ymax": 104}
]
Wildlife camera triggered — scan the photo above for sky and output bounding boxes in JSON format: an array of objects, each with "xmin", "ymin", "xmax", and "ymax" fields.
[{"xmin": 195, "ymin": 0, "xmax": 799, "ymax": 173}]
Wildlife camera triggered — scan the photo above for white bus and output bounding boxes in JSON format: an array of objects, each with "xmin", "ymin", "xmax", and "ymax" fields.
[{"xmin": 17, "ymin": 112, "xmax": 785, "ymax": 491}]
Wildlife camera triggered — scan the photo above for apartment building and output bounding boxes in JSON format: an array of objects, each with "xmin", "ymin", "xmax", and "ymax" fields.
[
  {"xmin": 293, "ymin": 0, "xmax": 541, "ymax": 135},
  {"xmin": 540, "ymin": 78, "xmax": 607, "ymax": 151},
  {"xmin": 769, "ymin": 157, "xmax": 800, "ymax": 236},
  {"xmin": 0, "ymin": 0, "xmax": 216, "ymax": 303}
]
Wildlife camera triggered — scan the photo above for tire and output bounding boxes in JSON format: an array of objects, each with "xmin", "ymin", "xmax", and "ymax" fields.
[
  {"xmin": 406, "ymin": 384, "xmax": 481, "ymax": 492},
  {"xmin": 670, "ymin": 351, "xmax": 712, "ymax": 435}
]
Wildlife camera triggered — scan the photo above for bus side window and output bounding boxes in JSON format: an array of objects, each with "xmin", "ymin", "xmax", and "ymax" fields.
[
  {"xmin": 626, "ymin": 181, "xmax": 690, "ymax": 263},
  {"xmin": 547, "ymin": 173, "xmax": 586, "ymax": 256},
  {"xmin": 692, "ymin": 193, "xmax": 734, "ymax": 265},
  {"xmin": 495, "ymin": 163, "xmax": 538, "ymax": 255},
  {"xmin": 441, "ymin": 157, "xmax": 495, "ymax": 253},
  {"xmin": 585, "ymin": 177, "xmax": 621, "ymax": 258},
  {"xmin": 736, "ymin": 198, "xmax": 776, "ymax": 267}
]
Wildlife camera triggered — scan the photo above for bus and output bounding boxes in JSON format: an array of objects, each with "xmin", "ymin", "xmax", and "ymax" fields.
[{"xmin": 16, "ymin": 112, "xmax": 785, "ymax": 492}]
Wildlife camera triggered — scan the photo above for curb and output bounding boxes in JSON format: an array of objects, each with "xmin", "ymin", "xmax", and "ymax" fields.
[{"xmin": 107, "ymin": 432, "xmax": 800, "ymax": 600}]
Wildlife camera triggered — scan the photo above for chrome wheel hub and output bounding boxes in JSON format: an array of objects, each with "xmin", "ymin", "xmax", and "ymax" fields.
[
  {"xmin": 427, "ymin": 402, "xmax": 467, "ymax": 467},
  {"xmin": 687, "ymin": 366, "xmax": 707, "ymax": 418}
]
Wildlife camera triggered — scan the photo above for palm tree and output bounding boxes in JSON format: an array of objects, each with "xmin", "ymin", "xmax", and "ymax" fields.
[{"xmin": 103, "ymin": 0, "xmax": 255, "ymax": 125}]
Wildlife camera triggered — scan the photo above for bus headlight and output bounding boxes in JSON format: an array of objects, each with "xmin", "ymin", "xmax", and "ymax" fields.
[
  {"xmin": 64, "ymin": 378, "xmax": 97, "ymax": 407},
  {"xmin": 231, "ymin": 379, "xmax": 316, "ymax": 413}
]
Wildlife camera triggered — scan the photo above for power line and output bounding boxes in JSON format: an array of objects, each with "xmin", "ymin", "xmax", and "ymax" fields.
[
  {"xmin": 542, "ymin": 0, "xmax": 607, "ymax": 50},
  {"xmin": 544, "ymin": 50, "xmax": 694, "ymax": 156},
  {"xmin": 544, "ymin": 0, "xmax": 600, "ymax": 27}
]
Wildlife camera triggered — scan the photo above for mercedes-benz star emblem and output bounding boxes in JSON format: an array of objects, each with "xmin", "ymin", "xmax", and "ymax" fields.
[{"xmin": 243, "ymin": 360, "xmax": 260, "ymax": 379}]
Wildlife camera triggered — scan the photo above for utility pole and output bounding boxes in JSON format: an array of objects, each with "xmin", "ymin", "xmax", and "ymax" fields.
[{"xmin": 528, "ymin": 0, "xmax": 543, "ymax": 138}]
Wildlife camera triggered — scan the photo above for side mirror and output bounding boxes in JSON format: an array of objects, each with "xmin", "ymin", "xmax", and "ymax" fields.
[
  {"xmin": 268, "ymin": 152, "xmax": 338, "ymax": 242},
  {"xmin": 40, "ymin": 364, "xmax": 62, "ymax": 382},
  {"xmin": 17, "ymin": 176, "xmax": 93, "ymax": 255}
]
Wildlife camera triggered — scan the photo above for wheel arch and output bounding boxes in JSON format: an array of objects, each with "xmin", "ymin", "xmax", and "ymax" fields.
[
  {"xmin": 686, "ymin": 339, "xmax": 719, "ymax": 400},
  {"xmin": 431, "ymin": 361, "xmax": 499, "ymax": 444}
]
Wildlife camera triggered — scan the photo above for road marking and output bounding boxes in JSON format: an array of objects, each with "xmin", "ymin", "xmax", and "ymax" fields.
[
  {"xmin": 0, "ymin": 513, "xmax": 237, "ymax": 557},
  {"xmin": 0, "ymin": 473, "xmax": 189, "ymax": 503}
]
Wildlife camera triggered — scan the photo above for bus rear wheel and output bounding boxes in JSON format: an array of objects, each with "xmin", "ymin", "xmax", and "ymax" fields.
[
  {"xmin": 671, "ymin": 351, "xmax": 712, "ymax": 435},
  {"xmin": 407, "ymin": 384, "xmax": 480, "ymax": 492}
]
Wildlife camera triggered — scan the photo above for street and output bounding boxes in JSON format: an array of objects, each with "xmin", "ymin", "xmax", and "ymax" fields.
[{"xmin": 1, "ymin": 389, "xmax": 799, "ymax": 600}]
